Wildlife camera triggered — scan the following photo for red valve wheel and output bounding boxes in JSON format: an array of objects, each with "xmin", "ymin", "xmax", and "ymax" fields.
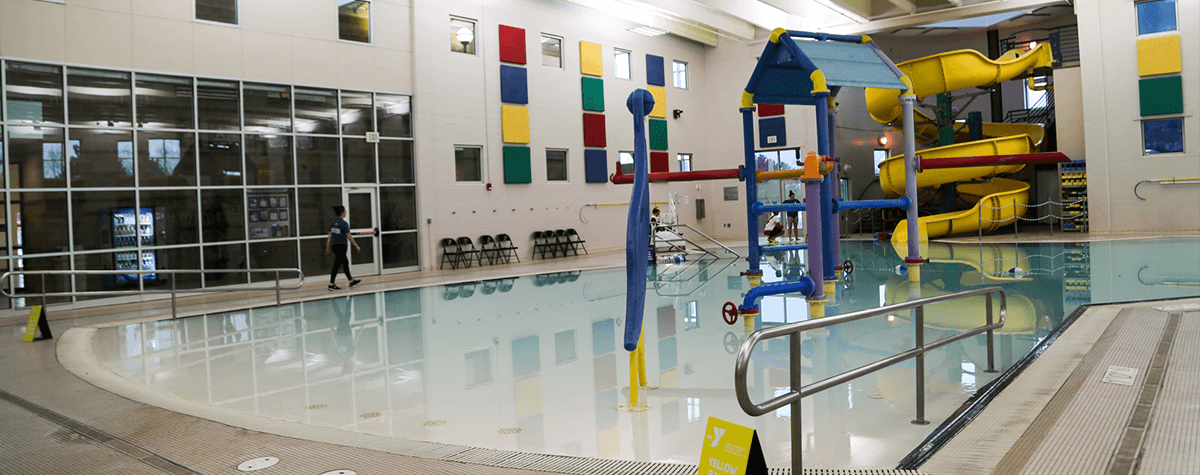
[
  {"xmin": 843, "ymin": 259, "xmax": 854, "ymax": 275},
  {"xmin": 722, "ymin": 302, "xmax": 739, "ymax": 325}
]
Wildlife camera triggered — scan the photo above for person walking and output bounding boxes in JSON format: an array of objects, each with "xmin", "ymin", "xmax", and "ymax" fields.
[
  {"xmin": 782, "ymin": 190, "xmax": 802, "ymax": 241},
  {"xmin": 325, "ymin": 205, "xmax": 361, "ymax": 290}
]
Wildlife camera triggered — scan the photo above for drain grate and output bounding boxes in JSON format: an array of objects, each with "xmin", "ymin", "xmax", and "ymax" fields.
[
  {"xmin": 495, "ymin": 427, "xmax": 523, "ymax": 435},
  {"xmin": 357, "ymin": 412, "xmax": 384, "ymax": 419},
  {"xmin": 304, "ymin": 404, "xmax": 328, "ymax": 410},
  {"xmin": 420, "ymin": 419, "xmax": 448, "ymax": 427},
  {"xmin": 236, "ymin": 457, "xmax": 279, "ymax": 472}
]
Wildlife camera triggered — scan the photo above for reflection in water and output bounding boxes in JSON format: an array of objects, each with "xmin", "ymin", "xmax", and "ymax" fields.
[{"xmin": 95, "ymin": 239, "xmax": 1199, "ymax": 469}]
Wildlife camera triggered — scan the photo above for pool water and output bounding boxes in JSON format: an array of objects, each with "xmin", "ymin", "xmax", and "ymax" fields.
[{"xmin": 93, "ymin": 238, "xmax": 1199, "ymax": 469}]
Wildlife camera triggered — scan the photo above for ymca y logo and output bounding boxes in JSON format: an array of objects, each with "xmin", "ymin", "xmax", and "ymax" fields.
[{"xmin": 710, "ymin": 427, "xmax": 726, "ymax": 447}]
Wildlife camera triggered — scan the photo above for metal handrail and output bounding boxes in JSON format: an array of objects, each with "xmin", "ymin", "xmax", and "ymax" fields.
[
  {"xmin": 1, "ymin": 269, "xmax": 305, "ymax": 320},
  {"xmin": 733, "ymin": 286, "xmax": 1006, "ymax": 472},
  {"xmin": 659, "ymin": 223, "xmax": 741, "ymax": 258}
]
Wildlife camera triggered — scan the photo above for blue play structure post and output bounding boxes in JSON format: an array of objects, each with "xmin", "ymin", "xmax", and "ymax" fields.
[
  {"xmin": 829, "ymin": 105, "xmax": 842, "ymax": 274},
  {"xmin": 814, "ymin": 94, "xmax": 835, "ymax": 284},
  {"xmin": 623, "ymin": 89, "xmax": 655, "ymax": 352},
  {"xmin": 741, "ymin": 107, "xmax": 762, "ymax": 279}
]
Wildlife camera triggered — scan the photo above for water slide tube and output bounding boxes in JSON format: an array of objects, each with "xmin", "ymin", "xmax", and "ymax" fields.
[{"xmin": 866, "ymin": 45, "xmax": 1054, "ymax": 242}]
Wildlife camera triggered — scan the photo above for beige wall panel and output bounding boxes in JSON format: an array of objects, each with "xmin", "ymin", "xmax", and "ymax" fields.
[
  {"xmin": 240, "ymin": 0, "xmax": 291, "ymax": 36},
  {"xmin": 372, "ymin": 2, "xmax": 412, "ymax": 52},
  {"xmin": 374, "ymin": 48, "xmax": 413, "ymax": 94},
  {"xmin": 336, "ymin": 43, "xmax": 377, "ymax": 91},
  {"xmin": 242, "ymin": 30, "xmax": 293, "ymax": 83},
  {"xmin": 68, "ymin": 0, "xmax": 132, "ymax": 14},
  {"xmin": 0, "ymin": 1, "xmax": 67, "ymax": 62},
  {"xmin": 66, "ymin": 6, "xmax": 133, "ymax": 69},
  {"xmin": 291, "ymin": 37, "xmax": 339, "ymax": 88},
  {"xmin": 290, "ymin": 0, "xmax": 337, "ymax": 40},
  {"xmin": 131, "ymin": 0, "xmax": 192, "ymax": 21},
  {"xmin": 132, "ymin": 16, "xmax": 194, "ymax": 74},
  {"xmin": 193, "ymin": 22, "xmax": 244, "ymax": 79}
]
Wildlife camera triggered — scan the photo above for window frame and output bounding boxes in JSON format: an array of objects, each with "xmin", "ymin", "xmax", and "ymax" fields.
[
  {"xmin": 676, "ymin": 153, "xmax": 692, "ymax": 172},
  {"xmin": 194, "ymin": 0, "xmax": 240, "ymax": 27},
  {"xmin": 337, "ymin": 0, "xmax": 373, "ymax": 45},
  {"xmin": 541, "ymin": 34, "xmax": 563, "ymax": 68},
  {"xmin": 1135, "ymin": 0, "xmax": 1177, "ymax": 36},
  {"xmin": 546, "ymin": 148, "xmax": 568, "ymax": 182},
  {"xmin": 454, "ymin": 145, "xmax": 484, "ymax": 183},
  {"xmin": 614, "ymin": 48, "xmax": 632, "ymax": 80},
  {"xmin": 1141, "ymin": 117, "xmax": 1184, "ymax": 155},
  {"xmin": 450, "ymin": 16, "xmax": 478, "ymax": 55},
  {"xmin": 672, "ymin": 60, "xmax": 688, "ymax": 89}
]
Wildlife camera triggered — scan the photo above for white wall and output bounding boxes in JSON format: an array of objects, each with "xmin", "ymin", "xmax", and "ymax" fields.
[{"xmin": 1076, "ymin": 0, "xmax": 1200, "ymax": 233}]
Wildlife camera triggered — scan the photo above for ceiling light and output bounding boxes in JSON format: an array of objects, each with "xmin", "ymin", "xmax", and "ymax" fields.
[{"xmin": 628, "ymin": 26, "xmax": 668, "ymax": 37}]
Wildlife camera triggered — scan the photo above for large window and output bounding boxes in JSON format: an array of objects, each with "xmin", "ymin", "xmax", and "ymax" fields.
[
  {"xmin": 1143, "ymin": 118, "xmax": 1183, "ymax": 155},
  {"xmin": 546, "ymin": 149, "xmax": 568, "ymax": 181},
  {"xmin": 338, "ymin": 1, "xmax": 371, "ymax": 43},
  {"xmin": 677, "ymin": 153, "xmax": 692, "ymax": 172},
  {"xmin": 614, "ymin": 49, "xmax": 631, "ymax": 80},
  {"xmin": 455, "ymin": 146, "xmax": 482, "ymax": 182},
  {"xmin": 673, "ymin": 61, "xmax": 688, "ymax": 89},
  {"xmin": 1137, "ymin": 0, "xmax": 1177, "ymax": 35},
  {"xmin": 196, "ymin": 0, "xmax": 238, "ymax": 25},
  {"xmin": 541, "ymin": 35, "xmax": 562, "ymax": 68},
  {"xmin": 451, "ymin": 17, "xmax": 476, "ymax": 55}
]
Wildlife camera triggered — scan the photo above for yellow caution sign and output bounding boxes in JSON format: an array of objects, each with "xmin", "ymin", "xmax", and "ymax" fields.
[
  {"xmin": 22, "ymin": 305, "xmax": 52, "ymax": 342},
  {"xmin": 699, "ymin": 417, "xmax": 766, "ymax": 475}
]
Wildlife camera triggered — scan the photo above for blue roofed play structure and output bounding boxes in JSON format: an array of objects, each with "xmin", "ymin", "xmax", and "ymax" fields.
[{"xmin": 743, "ymin": 30, "xmax": 909, "ymax": 106}]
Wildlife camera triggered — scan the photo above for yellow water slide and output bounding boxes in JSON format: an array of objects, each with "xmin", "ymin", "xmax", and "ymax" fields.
[{"xmin": 866, "ymin": 45, "xmax": 1054, "ymax": 242}]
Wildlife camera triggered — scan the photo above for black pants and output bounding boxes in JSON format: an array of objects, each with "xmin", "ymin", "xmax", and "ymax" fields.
[{"xmin": 330, "ymin": 243, "xmax": 353, "ymax": 283}]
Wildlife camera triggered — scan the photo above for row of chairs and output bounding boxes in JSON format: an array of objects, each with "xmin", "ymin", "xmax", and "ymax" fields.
[
  {"xmin": 440, "ymin": 234, "xmax": 521, "ymax": 270},
  {"xmin": 532, "ymin": 229, "xmax": 587, "ymax": 259}
]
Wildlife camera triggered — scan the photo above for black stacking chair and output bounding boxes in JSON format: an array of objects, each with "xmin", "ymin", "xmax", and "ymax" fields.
[
  {"xmin": 456, "ymin": 237, "xmax": 482, "ymax": 267},
  {"xmin": 532, "ymin": 231, "xmax": 552, "ymax": 259},
  {"xmin": 544, "ymin": 229, "xmax": 562, "ymax": 257},
  {"xmin": 565, "ymin": 228, "xmax": 588, "ymax": 255},
  {"xmin": 553, "ymin": 230, "xmax": 572, "ymax": 256},
  {"xmin": 496, "ymin": 234, "xmax": 520, "ymax": 263},
  {"xmin": 440, "ymin": 238, "xmax": 465, "ymax": 269},
  {"xmin": 478, "ymin": 235, "xmax": 502, "ymax": 265}
]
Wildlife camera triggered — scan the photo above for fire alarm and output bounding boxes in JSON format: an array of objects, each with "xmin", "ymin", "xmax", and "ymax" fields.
[{"xmin": 486, "ymin": 183, "xmax": 492, "ymax": 190}]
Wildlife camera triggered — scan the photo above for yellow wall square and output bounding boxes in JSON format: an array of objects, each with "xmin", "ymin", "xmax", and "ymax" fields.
[
  {"xmin": 501, "ymin": 105, "xmax": 530, "ymax": 144},
  {"xmin": 1138, "ymin": 35, "xmax": 1181, "ymax": 76},
  {"xmin": 513, "ymin": 375, "xmax": 542, "ymax": 418},
  {"xmin": 648, "ymin": 86, "xmax": 666, "ymax": 118},
  {"xmin": 580, "ymin": 41, "xmax": 603, "ymax": 77}
]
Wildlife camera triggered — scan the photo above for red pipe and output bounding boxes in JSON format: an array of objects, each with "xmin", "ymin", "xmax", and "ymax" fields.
[
  {"xmin": 611, "ymin": 167, "xmax": 742, "ymax": 184},
  {"xmin": 919, "ymin": 152, "xmax": 1069, "ymax": 170}
]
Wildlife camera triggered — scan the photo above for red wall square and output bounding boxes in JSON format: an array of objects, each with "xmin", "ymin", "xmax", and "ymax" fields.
[
  {"xmin": 583, "ymin": 113, "xmax": 606, "ymax": 147},
  {"xmin": 650, "ymin": 152, "xmax": 669, "ymax": 173},
  {"xmin": 758, "ymin": 104, "xmax": 785, "ymax": 116},
  {"xmin": 498, "ymin": 25, "xmax": 526, "ymax": 65}
]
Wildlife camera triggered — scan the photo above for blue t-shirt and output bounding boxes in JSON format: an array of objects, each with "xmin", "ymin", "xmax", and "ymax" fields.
[
  {"xmin": 783, "ymin": 198, "xmax": 800, "ymax": 218},
  {"xmin": 329, "ymin": 218, "xmax": 350, "ymax": 245}
]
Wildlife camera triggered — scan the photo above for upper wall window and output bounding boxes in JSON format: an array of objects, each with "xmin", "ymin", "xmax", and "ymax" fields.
[
  {"xmin": 619, "ymin": 151, "xmax": 634, "ymax": 175},
  {"xmin": 451, "ymin": 18, "xmax": 476, "ymax": 55},
  {"xmin": 546, "ymin": 149, "xmax": 568, "ymax": 181},
  {"xmin": 196, "ymin": 0, "xmax": 237, "ymax": 25},
  {"xmin": 338, "ymin": 1, "xmax": 371, "ymax": 43},
  {"xmin": 455, "ymin": 146, "xmax": 482, "ymax": 182},
  {"xmin": 614, "ymin": 49, "xmax": 631, "ymax": 80},
  {"xmin": 673, "ymin": 61, "xmax": 688, "ymax": 89},
  {"xmin": 1143, "ymin": 118, "xmax": 1183, "ymax": 155},
  {"xmin": 677, "ymin": 153, "xmax": 692, "ymax": 172},
  {"xmin": 542, "ymin": 35, "xmax": 562, "ymax": 68},
  {"xmin": 1137, "ymin": 0, "xmax": 1177, "ymax": 35}
]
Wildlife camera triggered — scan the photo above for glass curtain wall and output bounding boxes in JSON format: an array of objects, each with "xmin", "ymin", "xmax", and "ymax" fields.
[{"xmin": 1, "ymin": 58, "xmax": 418, "ymax": 309}]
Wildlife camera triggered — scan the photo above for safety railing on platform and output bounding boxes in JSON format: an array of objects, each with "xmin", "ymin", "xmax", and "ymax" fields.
[
  {"xmin": 656, "ymin": 223, "xmax": 741, "ymax": 259},
  {"xmin": 1, "ymin": 269, "xmax": 305, "ymax": 320},
  {"xmin": 977, "ymin": 197, "xmax": 1088, "ymax": 238},
  {"xmin": 733, "ymin": 286, "xmax": 1007, "ymax": 473}
]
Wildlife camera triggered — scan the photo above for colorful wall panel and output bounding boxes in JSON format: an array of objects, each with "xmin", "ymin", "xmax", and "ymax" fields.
[
  {"xmin": 502, "ymin": 105, "xmax": 530, "ymax": 143},
  {"xmin": 580, "ymin": 41, "xmax": 603, "ymax": 77},
  {"xmin": 759, "ymin": 117, "xmax": 787, "ymax": 148},
  {"xmin": 649, "ymin": 119, "xmax": 668, "ymax": 150},
  {"xmin": 583, "ymin": 113, "xmax": 606, "ymax": 147},
  {"xmin": 650, "ymin": 152, "xmax": 669, "ymax": 173},
  {"xmin": 581, "ymin": 77, "xmax": 605, "ymax": 111},
  {"xmin": 499, "ymin": 25, "xmax": 527, "ymax": 64},
  {"xmin": 757, "ymin": 104, "xmax": 785, "ymax": 117},
  {"xmin": 1137, "ymin": 35, "xmax": 1181, "ymax": 76},
  {"xmin": 1139, "ymin": 76, "xmax": 1183, "ymax": 116},
  {"xmin": 646, "ymin": 54, "xmax": 665, "ymax": 86},
  {"xmin": 503, "ymin": 146, "xmax": 532, "ymax": 183},
  {"xmin": 647, "ymin": 86, "xmax": 666, "ymax": 119},
  {"xmin": 584, "ymin": 149, "xmax": 608, "ymax": 183},
  {"xmin": 500, "ymin": 65, "xmax": 528, "ymax": 104}
]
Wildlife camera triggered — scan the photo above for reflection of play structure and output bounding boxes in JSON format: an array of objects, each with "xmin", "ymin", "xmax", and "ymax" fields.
[{"xmin": 865, "ymin": 46, "xmax": 1068, "ymax": 242}]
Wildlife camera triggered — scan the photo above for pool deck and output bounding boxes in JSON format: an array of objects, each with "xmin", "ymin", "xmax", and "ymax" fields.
[{"xmin": 1, "ymin": 230, "xmax": 1198, "ymax": 474}]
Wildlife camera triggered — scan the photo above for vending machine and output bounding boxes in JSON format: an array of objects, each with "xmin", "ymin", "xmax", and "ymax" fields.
[{"xmin": 106, "ymin": 208, "xmax": 157, "ymax": 282}]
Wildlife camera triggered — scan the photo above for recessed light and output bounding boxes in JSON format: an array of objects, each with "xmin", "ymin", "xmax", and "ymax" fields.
[{"xmin": 628, "ymin": 25, "xmax": 668, "ymax": 37}]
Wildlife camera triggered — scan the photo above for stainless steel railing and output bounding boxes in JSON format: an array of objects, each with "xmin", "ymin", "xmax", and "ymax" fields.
[
  {"xmin": 658, "ymin": 223, "xmax": 741, "ymax": 258},
  {"xmin": 733, "ymin": 286, "xmax": 1006, "ymax": 473},
  {"xmin": 1, "ymin": 269, "xmax": 305, "ymax": 320}
]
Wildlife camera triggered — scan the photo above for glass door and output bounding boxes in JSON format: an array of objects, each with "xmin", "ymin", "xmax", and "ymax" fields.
[{"xmin": 343, "ymin": 187, "xmax": 379, "ymax": 277}]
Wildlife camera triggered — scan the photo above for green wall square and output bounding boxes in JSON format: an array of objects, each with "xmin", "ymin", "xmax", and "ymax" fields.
[
  {"xmin": 649, "ymin": 119, "xmax": 668, "ymax": 150},
  {"xmin": 503, "ymin": 146, "xmax": 532, "ymax": 184},
  {"xmin": 582, "ymin": 77, "xmax": 605, "ymax": 112},
  {"xmin": 1140, "ymin": 76, "xmax": 1183, "ymax": 116}
]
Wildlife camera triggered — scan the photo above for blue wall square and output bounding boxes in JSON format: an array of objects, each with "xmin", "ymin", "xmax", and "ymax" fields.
[
  {"xmin": 759, "ymin": 117, "xmax": 787, "ymax": 148},
  {"xmin": 646, "ymin": 54, "xmax": 665, "ymax": 86},
  {"xmin": 500, "ymin": 65, "xmax": 528, "ymax": 104},
  {"xmin": 585, "ymin": 149, "xmax": 609, "ymax": 183}
]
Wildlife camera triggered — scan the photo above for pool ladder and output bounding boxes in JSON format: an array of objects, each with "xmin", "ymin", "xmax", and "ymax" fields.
[{"xmin": 733, "ymin": 286, "xmax": 1007, "ymax": 473}]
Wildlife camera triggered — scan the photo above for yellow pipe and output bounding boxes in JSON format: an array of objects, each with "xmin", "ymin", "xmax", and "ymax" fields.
[
  {"xmin": 629, "ymin": 348, "xmax": 640, "ymax": 408},
  {"xmin": 769, "ymin": 28, "xmax": 787, "ymax": 43},
  {"xmin": 811, "ymin": 70, "xmax": 830, "ymax": 95},
  {"xmin": 741, "ymin": 90, "xmax": 755, "ymax": 109},
  {"xmin": 1026, "ymin": 77, "xmax": 1053, "ymax": 91},
  {"xmin": 637, "ymin": 325, "xmax": 647, "ymax": 388},
  {"xmin": 809, "ymin": 299, "xmax": 826, "ymax": 319}
]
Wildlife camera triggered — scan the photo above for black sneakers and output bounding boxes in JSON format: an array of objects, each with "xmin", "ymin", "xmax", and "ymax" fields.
[
  {"xmin": 328, "ymin": 284, "xmax": 340, "ymax": 291},
  {"xmin": 329, "ymin": 280, "xmax": 360, "ymax": 291},
  {"xmin": 350, "ymin": 279, "xmax": 362, "ymax": 288}
]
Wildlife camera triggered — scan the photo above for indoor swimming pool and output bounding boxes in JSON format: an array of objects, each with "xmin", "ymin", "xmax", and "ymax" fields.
[{"xmin": 89, "ymin": 238, "xmax": 1200, "ymax": 469}]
